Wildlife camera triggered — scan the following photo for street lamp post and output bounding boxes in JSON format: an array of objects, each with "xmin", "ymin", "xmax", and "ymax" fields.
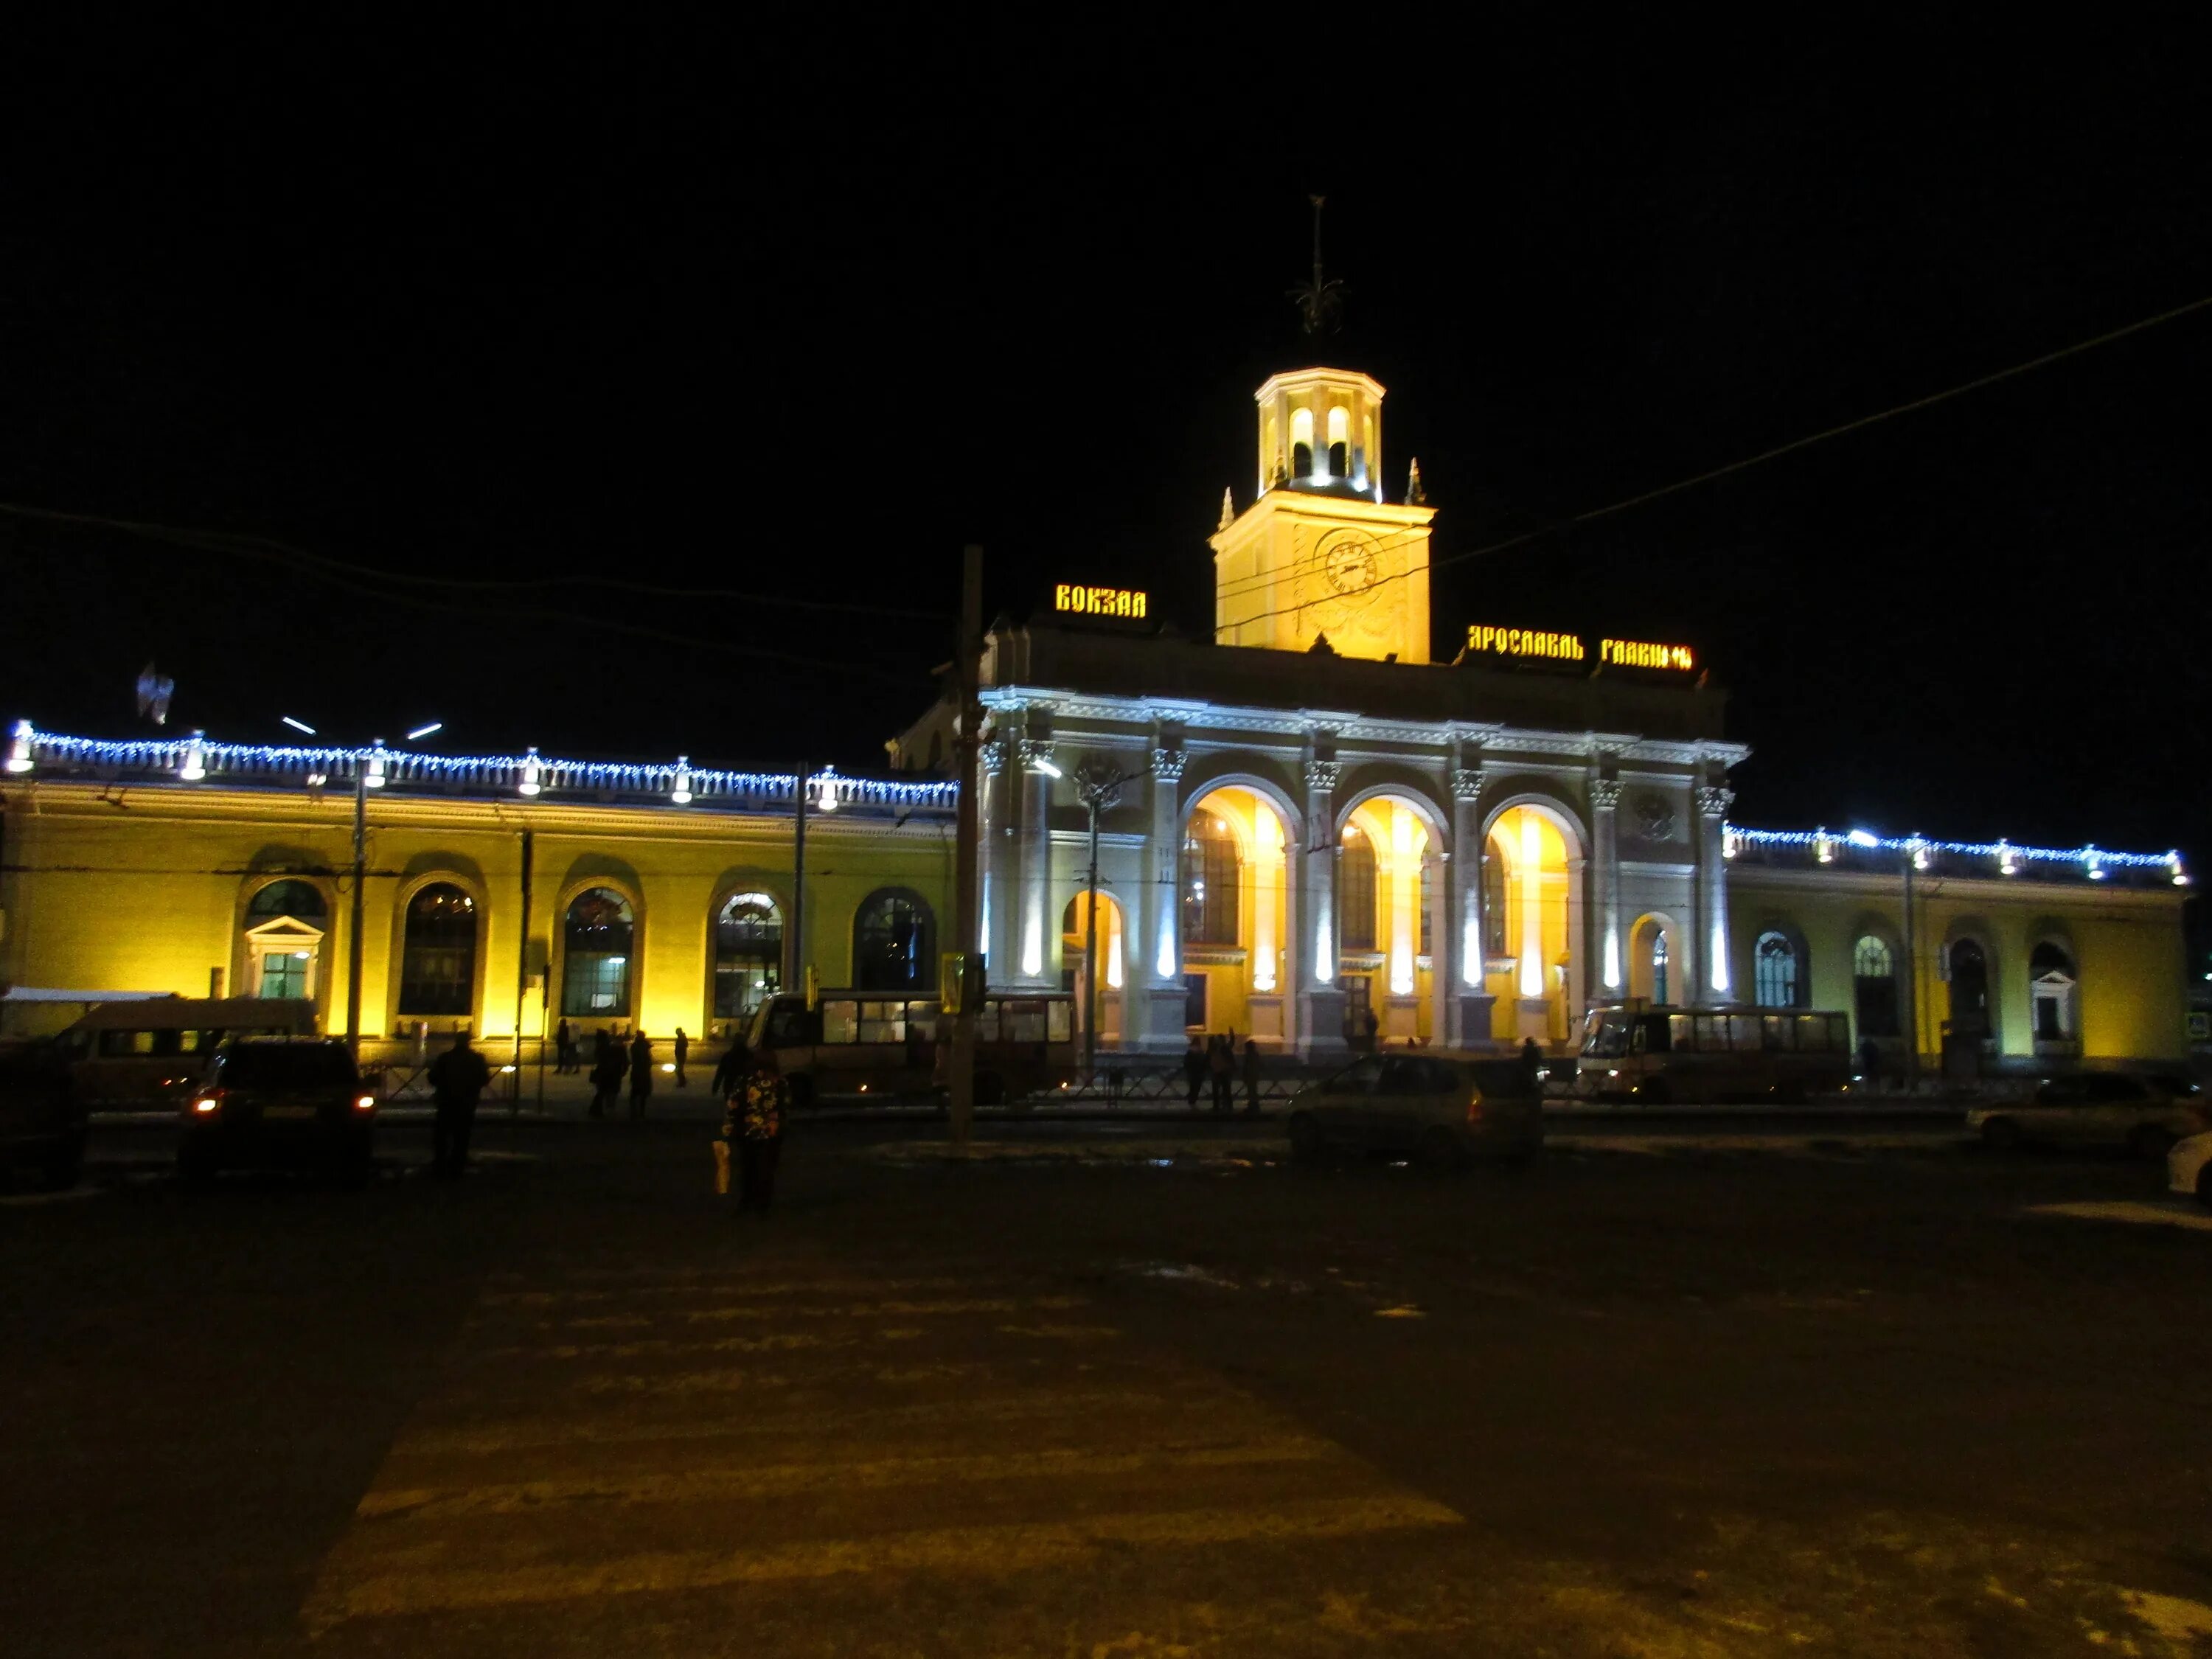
[
  {"xmin": 283, "ymin": 717, "xmax": 440, "ymax": 1061},
  {"xmin": 1071, "ymin": 761, "xmax": 1136, "ymax": 1079}
]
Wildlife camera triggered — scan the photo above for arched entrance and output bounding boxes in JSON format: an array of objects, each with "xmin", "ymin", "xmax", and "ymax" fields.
[
  {"xmin": 1061, "ymin": 891, "xmax": 1126, "ymax": 1046},
  {"xmin": 1483, "ymin": 801, "xmax": 1585, "ymax": 1043},
  {"xmin": 1334, "ymin": 793, "xmax": 1441, "ymax": 1045},
  {"xmin": 1180, "ymin": 783, "xmax": 1293, "ymax": 1046}
]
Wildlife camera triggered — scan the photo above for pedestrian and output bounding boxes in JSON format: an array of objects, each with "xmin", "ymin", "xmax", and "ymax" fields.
[
  {"xmin": 1856, "ymin": 1036, "xmax": 1880, "ymax": 1090},
  {"xmin": 1207, "ymin": 1033, "xmax": 1234, "ymax": 1115},
  {"xmin": 1520, "ymin": 1035, "xmax": 1545, "ymax": 1096},
  {"xmin": 673, "ymin": 1027, "xmax": 689, "ymax": 1088},
  {"xmin": 712, "ymin": 1034, "xmax": 753, "ymax": 1099},
  {"xmin": 627, "ymin": 1029, "xmax": 654, "ymax": 1121},
  {"xmin": 1361, "ymin": 1006, "xmax": 1380, "ymax": 1052},
  {"xmin": 427, "ymin": 1029, "xmax": 492, "ymax": 1180},
  {"xmin": 554, "ymin": 1017, "xmax": 574, "ymax": 1074},
  {"xmin": 726, "ymin": 1053, "xmax": 788, "ymax": 1213},
  {"xmin": 1241, "ymin": 1037, "xmax": 1262, "ymax": 1113},
  {"xmin": 589, "ymin": 1029, "xmax": 622, "ymax": 1119},
  {"xmin": 1183, "ymin": 1034, "xmax": 1206, "ymax": 1107}
]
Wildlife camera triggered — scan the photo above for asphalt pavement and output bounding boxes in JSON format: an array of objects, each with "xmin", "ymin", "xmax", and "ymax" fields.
[{"xmin": 4, "ymin": 1113, "xmax": 2209, "ymax": 1658}]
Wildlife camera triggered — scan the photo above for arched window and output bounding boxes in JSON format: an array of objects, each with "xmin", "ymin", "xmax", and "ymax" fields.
[
  {"xmin": 1753, "ymin": 931, "xmax": 1801, "ymax": 1009},
  {"xmin": 853, "ymin": 890, "xmax": 935, "ymax": 992},
  {"xmin": 1181, "ymin": 810, "xmax": 1240, "ymax": 946},
  {"xmin": 1853, "ymin": 935, "xmax": 1899, "ymax": 1037},
  {"xmin": 244, "ymin": 880, "xmax": 327, "ymax": 1000},
  {"xmin": 2030, "ymin": 939, "xmax": 2079, "ymax": 1042},
  {"xmin": 1290, "ymin": 408, "xmax": 1314, "ymax": 479},
  {"xmin": 562, "ymin": 888, "xmax": 634, "ymax": 1018},
  {"xmin": 1326, "ymin": 406, "xmax": 1350, "ymax": 479},
  {"xmin": 713, "ymin": 892, "xmax": 782, "ymax": 1019},
  {"xmin": 1338, "ymin": 825, "xmax": 1377, "ymax": 952},
  {"xmin": 1482, "ymin": 842, "xmax": 1509, "ymax": 960},
  {"xmin": 399, "ymin": 883, "xmax": 477, "ymax": 1016},
  {"xmin": 1947, "ymin": 939, "xmax": 1990, "ymax": 1037}
]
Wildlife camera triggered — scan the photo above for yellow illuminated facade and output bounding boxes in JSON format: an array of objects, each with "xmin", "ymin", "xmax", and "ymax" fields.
[{"xmin": 0, "ymin": 768, "xmax": 955, "ymax": 1065}]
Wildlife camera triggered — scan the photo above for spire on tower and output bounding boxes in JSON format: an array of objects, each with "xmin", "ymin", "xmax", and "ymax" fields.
[
  {"xmin": 1219, "ymin": 487, "xmax": 1235, "ymax": 532},
  {"xmin": 1406, "ymin": 458, "xmax": 1427, "ymax": 506},
  {"xmin": 1287, "ymin": 194, "xmax": 1344, "ymax": 335}
]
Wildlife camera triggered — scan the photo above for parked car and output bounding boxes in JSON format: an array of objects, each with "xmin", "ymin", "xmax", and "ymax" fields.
[
  {"xmin": 1284, "ymin": 1050, "xmax": 1543, "ymax": 1169},
  {"xmin": 0, "ymin": 1038, "xmax": 88, "ymax": 1190},
  {"xmin": 2167, "ymin": 1131, "xmax": 2212, "ymax": 1209},
  {"xmin": 179, "ymin": 1039, "xmax": 376, "ymax": 1183},
  {"xmin": 1966, "ymin": 1074, "xmax": 2203, "ymax": 1157}
]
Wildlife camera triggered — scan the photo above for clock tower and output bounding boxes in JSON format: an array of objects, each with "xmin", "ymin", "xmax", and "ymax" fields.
[{"xmin": 1208, "ymin": 366, "xmax": 1436, "ymax": 663}]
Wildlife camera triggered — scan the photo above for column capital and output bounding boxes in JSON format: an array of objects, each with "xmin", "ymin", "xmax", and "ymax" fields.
[
  {"xmin": 979, "ymin": 739, "xmax": 1009, "ymax": 776},
  {"xmin": 1017, "ymin": 737, "xmax": 1056, "ymax": 768},
  {"xmin": 1450, "ymin": 766, "xmax": 1486, "ymax": 804},
  {"xmin": 1589, "ymin": 779, "xmax": 1624, "ymax": 812},
  {"xmin": 1150, "ymin": 746, "xmax": 1187, "ymax": 782},
  {"xmin": 1304, "ymin": 758, "xmax": 1342, "ymax": 794},
  {"xmin": 1695, "ymin": 785, "xmax": 1735, "ymax": 819}
]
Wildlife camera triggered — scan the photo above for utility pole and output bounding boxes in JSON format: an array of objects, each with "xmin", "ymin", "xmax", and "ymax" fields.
[
  {"xmin": 790, "ymin": 759, "xmax": 809, "ymax": 993},
  {"xmin": 948, "ymin": 545, "xmax": 984, "ymax": 1152},
  {"xmin": 1073, "ymin": 761, "xmax": 1133, "ymax": 1080},
  {"xmin": 344, "ymin": 744, "xmax": 374, "ymax": 1062},
  {"xmin": 512, "ymin": 828, "xmax": 533, "ymax": 1112}
]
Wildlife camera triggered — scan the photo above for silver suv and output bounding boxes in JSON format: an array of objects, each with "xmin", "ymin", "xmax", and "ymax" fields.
[{"xmin": 1285, "ymin": 1051, "xmax": 1544, "ymax": 1169}]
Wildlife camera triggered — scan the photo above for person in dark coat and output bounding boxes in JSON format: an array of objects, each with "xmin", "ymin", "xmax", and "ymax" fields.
[
  {"xmin": 725, "ymin": 1054, "xmax": 788, "ymax": 1213},
  {"xmin": 427, "ymin": 1029, "xmax": 492, "ymax": 1179},
  {"xmin": 1361, "ymin": 1006, "xmax": 1381, "ymax": 1052},
  {"xmin": 1520, "ymin": 1036, "xmax": 1546, "ymax": 1096},
  {"xmin": 627, "ymin": 1030, "xmax": 654, "ymax": 1121},
  {"xmin": 1182, "ymin": 1035, "xmax": 1206, "ymax": 1107},
  {"xmin": 588, "ymin": 1029, "xmax": 622, "ymax": 1119},
  {"xmin": 1241, "ymin": 1038, "xmax": 1262, "ymax": 1114},
  {"xmin": 672, "ymin": 1028, "xmax": 689, "ymax": 1088},
  {"xmin": 712, "ymin": 1036, "xmax": 753, "ymax": 1099},
  {"xmin": 1207, "ymin": 1033, "xmax": 1234, "ymax": 1115},
  {"xmin": 554, "ymin": 1018, "xmax": 574, "ymax": 1074}
]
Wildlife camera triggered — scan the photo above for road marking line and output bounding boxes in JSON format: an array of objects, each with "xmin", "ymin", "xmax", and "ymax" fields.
[
  {"xmin": 2026, "ymin": 1200, "xmax": 2212, "ymax": 1232},
  {"xmin": 308, "ymin": 1494, "xmax": 1464, "ymax": 1626},
  {"xmin": 388, "ymin": 1387, "xmax": 1176, "ymax": 1456},
  {"xmin": 355, "ymin": 1436, "xmax": 1339, "ymax": 1521}
]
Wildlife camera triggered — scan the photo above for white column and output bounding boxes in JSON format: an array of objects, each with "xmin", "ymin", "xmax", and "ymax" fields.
[
  {"xmin": 1295, "ymin": 757, "xmax": 1346, "ymax": 1056},
  {"xmin": 979, "ymin": 737, "xmax": 1015, "ymax": 987},
  {"xmin": 1590, "ymin": 778, "xmax": 1623, "ymax": 996},
  {"xmin": 1447, "ymin": 765, "xmax": 1488, "ymax": 1045},
  {"xmin": 1697, "ymin": 785, "xmax": 1735, "ymax": 1001},
  {"xmin": 1015, "ymin": 737, "xmax": 1055, "ymax": 986},
  {"xmin": 1135, "ymin": 743, "xmax": 1188, "ymax": 1051}
]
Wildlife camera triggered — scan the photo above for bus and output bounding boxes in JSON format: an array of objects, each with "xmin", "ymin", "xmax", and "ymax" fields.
[
  {"xmin": 745, "ymin": 990, "xmax": 1076, "ymax": 1107},
  {"xmin": 55, "ymin": 997, "xmax": 319, "ymax": 1107},
  {"xmin": 1576, "ymin": 1004, "xmax": 1852, "ymax": 1105}
]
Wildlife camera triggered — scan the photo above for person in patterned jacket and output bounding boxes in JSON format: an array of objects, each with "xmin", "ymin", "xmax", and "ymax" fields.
[{"xmin": 724, "ymin": 1054, "xmax": 788, "ymax": 1214}]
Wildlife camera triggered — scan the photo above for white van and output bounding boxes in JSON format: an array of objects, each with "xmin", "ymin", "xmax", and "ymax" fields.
[{"xmin": 57, "ymin": 998, "xmax": 319, "ymax": 1107}]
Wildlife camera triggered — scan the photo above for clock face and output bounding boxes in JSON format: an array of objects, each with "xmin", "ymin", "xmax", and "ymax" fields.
[{"xmin": 1325, "ymin": 535, "xmax": 1381, "ymax": 594}]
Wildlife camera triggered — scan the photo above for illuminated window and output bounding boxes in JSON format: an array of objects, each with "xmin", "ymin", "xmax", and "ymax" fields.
[
  {"xmin": 713, "ymin": 892, "xmax": 782, "ymax": 1019},
  {"xmin": 400, "ymin": 883, "xmax": 477, "ymax": 1016},
  {"xmin": 1181, "ymin": 810, "xmax": 1241, "ymax": 946},
  {"xmin": 1753, "ymin": 931, "xmax": 1801, "ymax": 1009},
  {"xmin": 1338, "ymin": 826, "xmax": 1377, "ymax": 952},
  {"xmin": 1852, "ymin": 935, "xmax": 1898, "ymax": 1037},
  {"xmin": 1326, "ymin": 407, "xmax": 1349, "ymax": 478},
  {"xmin": 244, "ymin": 880, "xmax": 327, "ymax": 1001},
  {"xmin": 562, "ymin": 888, "xmax": 634, "ymax": 1018},
  {"xmin": 2030, "ymin": 940, "xmax": 2078, "ymax": 1042},
  {"xmin": 1290, "ymin": 408, "xmax": 1314, "ymax": 479},
  {"xmin": 1651, "ymin": 931, "xmax": 1670, "ymax": 1005},
  {"xmin": 854, "ymin": 890, "xmax": 936, "ymax": 992}
]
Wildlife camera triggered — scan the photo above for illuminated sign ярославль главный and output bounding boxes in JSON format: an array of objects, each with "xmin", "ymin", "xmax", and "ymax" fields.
[
  {"xmin": 1054, "ymin": 584, "xmax": 1148, "ymax": 619},
  {"xmin": 1464, "ymin": 626, "xmax": 1694, "ymax": 672}
]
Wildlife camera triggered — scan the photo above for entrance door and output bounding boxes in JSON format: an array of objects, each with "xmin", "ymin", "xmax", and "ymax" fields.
[{"xmin": 1947, "ymin": 940, "xmax": 1990, "ymax": 1038}]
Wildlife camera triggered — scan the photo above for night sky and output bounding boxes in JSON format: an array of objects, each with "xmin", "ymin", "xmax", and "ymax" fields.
[{"xmin": 3, "ymin": 20, "xmax": 2205, "ymax": 867}]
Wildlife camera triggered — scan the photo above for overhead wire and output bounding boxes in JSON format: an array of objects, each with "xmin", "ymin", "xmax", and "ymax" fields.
[{"xmin": 1212, "ymin": 289, "xmax": 2212, "ymax": 639}]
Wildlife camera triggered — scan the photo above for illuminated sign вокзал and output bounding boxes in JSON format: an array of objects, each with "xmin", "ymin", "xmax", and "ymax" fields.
[
  {"xmin": 1054, "ymin": 584, "xmax": 1148, "ymax": 619},
  {"xmin": 1465, "ymin": 625, "xmax": 1694, "ymax": 672}
]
